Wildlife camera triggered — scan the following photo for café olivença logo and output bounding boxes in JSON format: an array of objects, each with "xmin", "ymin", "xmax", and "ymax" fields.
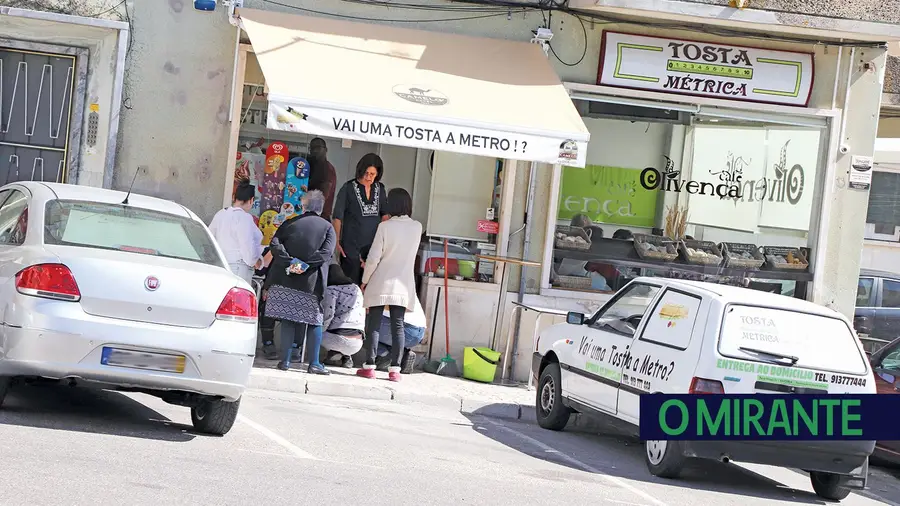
[{"xmin": 639, "ymin": 141, "xmax": 805, "ymax": 206}]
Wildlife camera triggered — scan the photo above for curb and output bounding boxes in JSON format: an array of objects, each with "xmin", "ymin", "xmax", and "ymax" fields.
[
  {"xmin": 248, "ymin": 369, "xmax": 532, "ymax": 423},
  {"xmin": 247, "ymin": 368, "xmax": 627, "ymax": 436}
]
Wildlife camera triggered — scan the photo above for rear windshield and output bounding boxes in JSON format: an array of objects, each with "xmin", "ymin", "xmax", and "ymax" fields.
[
  {"xmin": 718, "ymin": 304, "xmax": 868, "ymax": 376},
  {"xmin": 44, "ymin": 200, "xmax": 223, "ymax": 267}
]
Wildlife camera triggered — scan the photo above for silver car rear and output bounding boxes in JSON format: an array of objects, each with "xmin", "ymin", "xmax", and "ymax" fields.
[{"xmin": 0, "ymin": 182, "xmax": 258, "ymax": 435}]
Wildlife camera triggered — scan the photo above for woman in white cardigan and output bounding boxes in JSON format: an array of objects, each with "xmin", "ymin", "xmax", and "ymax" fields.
[{"xmin": 357, "ymin": 188, "xmax": 422, "ymax": 382}]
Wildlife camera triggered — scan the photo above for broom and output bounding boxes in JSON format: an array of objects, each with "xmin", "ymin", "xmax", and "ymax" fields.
[{"xmin": 432, "ymin": 239, "xmax": 458, "ymax": 377}]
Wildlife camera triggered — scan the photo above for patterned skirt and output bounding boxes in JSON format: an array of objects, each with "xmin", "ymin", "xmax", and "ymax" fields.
[{"xmin": 264, "ymin": 285, "xmax": 323, "ymax": 326}]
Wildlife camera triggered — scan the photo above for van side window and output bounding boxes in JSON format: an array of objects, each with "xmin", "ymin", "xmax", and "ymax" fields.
[
  {"xmin": 639, "ymin": 289, "xmax": 702, "ymax": 350},
  {"xmin": 883, "ymin": 280, "xmax": 900, "ymax": 308},
  {"xmin": 856, "ymin": 277, "xmax": 874, "ymax": 306},
  {"xmin": 588, "ymin": 283, "xmax": 660, "ymax": 337}
]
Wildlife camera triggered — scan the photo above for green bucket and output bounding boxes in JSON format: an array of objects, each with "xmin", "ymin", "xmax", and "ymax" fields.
[{"xmin": 462, "ymin": 347, "xmax": 501, "ymax": 383}]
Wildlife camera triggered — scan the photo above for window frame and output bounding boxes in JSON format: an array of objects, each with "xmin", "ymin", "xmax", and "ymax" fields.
[
  {"xmin": 880, "ymin": 278, "xmax": 900, "ymax": 309},
  {"xmin": 873, "ymin": 339, "xmax": 900, "ymax": 374},
  {"xmin": 637, "ymin": 287, "xmax": 703, "ymax": 351},
  {"xmin": 42, "ymin": 199, "xmax": 226, "ymax": 268},
  {"xmin": 0, "ymin": 189, "xmax": 30, "ymax": 247},
  {"xmin": 586, "ymin": 281, "xmax": 662, "ymax": 338},
  {"xmin": 856, "ymin": 277, "xmax": 876, "ymax": 307}
]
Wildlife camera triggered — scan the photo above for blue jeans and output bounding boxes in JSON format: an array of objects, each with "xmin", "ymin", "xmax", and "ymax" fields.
[
  {"xmin": 377, "ymin": 316, "xmax": 425, "ymax": 356},
  {"xmin": 279, "ymin": 322, "xmax": 323, "ymax": 368}
]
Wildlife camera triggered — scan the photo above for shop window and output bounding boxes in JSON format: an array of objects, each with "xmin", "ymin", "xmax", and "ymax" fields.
[
  {"xmin": 857, "ymin": 277, "xmax": 874, "ymax": 306},
  {"xmin": 882, "ymin": 280, "xmax": 900, "ymax": 308},
  {"xmin": 422, "ymin": 151, "xmax": 502, "ymax": 283},
  {"xmin": 550, "ymin": 113, "xmax": 823, "ymax": 300}
]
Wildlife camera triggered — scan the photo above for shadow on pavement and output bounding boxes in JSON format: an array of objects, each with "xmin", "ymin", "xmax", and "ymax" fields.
[
  {"xmin": 0, "ymin": 383, "xmax": 198, "ymax": 442},
  {"xmin": 463, "ymin": 409, "xmax": 830, "ymax": 505}
]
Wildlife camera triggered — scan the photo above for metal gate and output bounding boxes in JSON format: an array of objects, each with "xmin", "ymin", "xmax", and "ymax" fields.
[{"xmin": 0, "ymin": 46, "xmax": 77, "ymax": 185}]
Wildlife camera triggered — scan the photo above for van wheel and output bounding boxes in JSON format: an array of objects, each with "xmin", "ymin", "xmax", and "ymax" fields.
[
  {"xmin": 0, "ymin": 377, "xmax": 10, "ymax": 408},
  {"xmin": 810, "ymin": 472, "xmax": 851, "ymax": 501},
  {"xmin": 536, "ymin": 363, "xmax": 571, "ymax": 431},
  {"xmin": 191, "ymin": 397, "xmax": 241, "ymax": 436},
  {"xmin": 645, "ymin": 440, "xmax": 686, "ymax": 478}
]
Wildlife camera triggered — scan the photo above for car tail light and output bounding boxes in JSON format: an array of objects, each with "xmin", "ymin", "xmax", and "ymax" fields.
[
  {"xmin": 689, "ymin": 377, "xmax": 725, "ymax": 394},
  {"xmin": 15, "ymin": 263, "xmax": 81, "ymax": 302},
  {"xmin": 216, "ymin": 287, "xmax": 258, "ymax": 323}
]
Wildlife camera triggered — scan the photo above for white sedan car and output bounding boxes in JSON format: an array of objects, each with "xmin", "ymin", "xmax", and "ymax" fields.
[{"xmin": 0, "ymin": 182, "xmax": 258, "ymax": 435}]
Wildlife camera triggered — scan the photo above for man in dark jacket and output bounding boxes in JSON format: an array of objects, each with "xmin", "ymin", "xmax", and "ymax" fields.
[{"xmin": 307, "ymin": 138, "xmax": 337, "ymax": 221}]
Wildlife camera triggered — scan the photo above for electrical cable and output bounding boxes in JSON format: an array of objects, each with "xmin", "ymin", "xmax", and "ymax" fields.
[
  {"xmin": 261, "ymin": 0, "xmax": 521, "ymax": 23},
  {"xmin": 447, "ymin": 0, "xmax": 886, "ymax": 47},
  {"xmin": 547, "ymin": 12, "xmax": 590, "ymax": 67}
]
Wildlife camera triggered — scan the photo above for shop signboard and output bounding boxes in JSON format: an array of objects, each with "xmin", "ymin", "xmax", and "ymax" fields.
[
  {"xmin": 598, "ymin": 31, "xmax": 814, "ymax": 107},
  {"xmin": 266, "ymin": 102, "xmax": 588, "ymax": 168},
  {"xmin": 557, "ymin": 165, "xmax": 657, "ymax": 228}
]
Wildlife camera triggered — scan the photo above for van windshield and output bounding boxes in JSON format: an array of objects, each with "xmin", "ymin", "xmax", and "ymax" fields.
[{"xmin": 718, "ymin": 304, "xmax": 868, "ymax": 376}]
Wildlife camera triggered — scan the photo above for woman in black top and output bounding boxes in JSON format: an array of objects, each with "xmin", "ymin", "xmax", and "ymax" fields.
[{"xmin": 332, "ymin": 153, "xmax": 389, "ymax": 285}]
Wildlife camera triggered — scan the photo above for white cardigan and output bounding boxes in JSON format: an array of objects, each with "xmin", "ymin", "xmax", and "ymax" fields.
[{"xmin": 362, "ymin": 215, "xmax": 422, "ymax": 310}]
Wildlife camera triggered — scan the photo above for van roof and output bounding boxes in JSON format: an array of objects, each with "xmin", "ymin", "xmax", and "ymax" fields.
[{"xmin": 632, "ymin": 277, "xmax": 846, "ymax": 321}]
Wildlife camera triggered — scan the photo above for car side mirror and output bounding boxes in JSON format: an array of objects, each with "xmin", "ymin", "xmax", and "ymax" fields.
[{"xmin": 566, "ymin": 311, "xmax": 585, "ymax": 326}]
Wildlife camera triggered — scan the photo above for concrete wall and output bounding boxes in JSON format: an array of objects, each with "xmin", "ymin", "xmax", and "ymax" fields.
[
  {"xmin": 111, "ymin": 0, "xmax": 237, "ymax": 222},
  {"xmin": 674, "ymin": 0, "xmax": 900, "ymax": 23}
]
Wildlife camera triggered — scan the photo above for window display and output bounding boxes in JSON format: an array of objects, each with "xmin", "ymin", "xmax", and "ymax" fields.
[{"xmin": 549, "ymin": 114, "xmax": 823, "ymax": 299}]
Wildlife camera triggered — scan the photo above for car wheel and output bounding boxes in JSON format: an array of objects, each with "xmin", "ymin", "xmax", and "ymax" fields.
[
  {"xmin": 0, "ymin": 376, "xmax": 10, "ymax": 408},
  {"xmin": 535, "ymin": 362, "xmax": 571, "ymax": 431},
  {"xmin": 191, "ymin": 397, "xmax": 241, "ymax": 436},
  {"xmin": 810, "ymin": 471, "xmax": 851, "ymax": 501},
  {"xmin": 645, "ymin": 439, "xmax": 686, "ymax": 478}
]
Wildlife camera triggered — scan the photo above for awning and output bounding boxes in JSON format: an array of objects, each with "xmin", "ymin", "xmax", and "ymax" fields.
[{"xmin": 237, "ymin": 8, "xmax": 590, "ymax": 167}]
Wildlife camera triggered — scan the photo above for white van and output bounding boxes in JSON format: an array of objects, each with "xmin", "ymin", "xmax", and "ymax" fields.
[{"xmin": 532, "ymin": 277, "xmax": 875, "ymax": 501}]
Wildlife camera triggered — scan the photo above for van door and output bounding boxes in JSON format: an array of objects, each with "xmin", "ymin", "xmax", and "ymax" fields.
[
  {"xmin": 564, "ymin": 282, "xmax": 661, "ymax": 415},
  {"xmin": 616, "ymin": 287, "xmax": 706, "ymax": 425}
]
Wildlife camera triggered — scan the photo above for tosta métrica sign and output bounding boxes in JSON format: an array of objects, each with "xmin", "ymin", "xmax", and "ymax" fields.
[{"xmin": 597, "ymin": 31, "xmax": 814, "ymax": 107}]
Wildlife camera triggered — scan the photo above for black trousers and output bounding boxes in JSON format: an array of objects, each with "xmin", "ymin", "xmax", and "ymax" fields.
[
  {"xmin": 364, "ymin": 305, "xmax": 406, "ymax": 367},
  {"xmin": 341, "ymin": 254, "xmax": 363, "ymax": 286}
]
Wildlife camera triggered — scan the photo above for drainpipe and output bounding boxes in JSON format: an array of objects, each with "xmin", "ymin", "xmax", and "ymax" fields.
[
  {"xmin": 831, "ymin": 44, "xmax": 843, "ymax": 110},
  {"xmin": 227, "ymin": 24, "xmax": 241, "ymax": 123},
  {"xmin": 838, "ymin": 46, "xmax": 856, "ymax": 153},
  {"xmin": 507, "ymin": 161, "xmax": 538, "ymax": 381}
]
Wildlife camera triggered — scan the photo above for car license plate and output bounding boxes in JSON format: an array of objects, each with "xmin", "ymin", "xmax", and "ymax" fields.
[{"xmin": 100, "ymin": 347, "xmax": 185, "ymax": 374}]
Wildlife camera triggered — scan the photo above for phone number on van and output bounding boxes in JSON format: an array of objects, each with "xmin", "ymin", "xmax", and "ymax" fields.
[{"xmin": 829, "ymin": 374, "xmax": 867, "ymax": 387}]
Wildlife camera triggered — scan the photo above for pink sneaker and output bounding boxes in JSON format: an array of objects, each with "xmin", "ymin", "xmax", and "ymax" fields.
[
  {"xmin": 388, "ymin": 366, "xmax": 402, "ymax": 382},
  {"xmin": 356, "ymin": 364, "xmax": 376, "ymax": 379}
]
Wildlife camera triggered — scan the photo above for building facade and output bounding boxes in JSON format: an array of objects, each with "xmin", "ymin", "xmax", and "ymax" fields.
[{"xmin": 3, "ymin": 0, "xmax": 898, "ymax": 381}]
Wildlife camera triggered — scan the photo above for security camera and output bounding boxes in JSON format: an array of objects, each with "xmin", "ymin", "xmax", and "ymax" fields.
[
  {"xmin": 532, "ymin": 27, "xmax": 554, "ymax": 43},
  {"xmin": 839, "ymin": 144, "xmax": 850, "ymax": 154}
]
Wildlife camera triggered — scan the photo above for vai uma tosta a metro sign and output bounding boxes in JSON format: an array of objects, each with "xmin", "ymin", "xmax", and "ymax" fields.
[{"xmin": 597, "ymin": 31, "xmax": 814, "ymax": 107}]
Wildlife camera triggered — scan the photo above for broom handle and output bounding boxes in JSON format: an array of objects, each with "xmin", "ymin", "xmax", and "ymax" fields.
[{"xmin": 443, "ymin": 239, "xmax": 451, "ymax": 356}]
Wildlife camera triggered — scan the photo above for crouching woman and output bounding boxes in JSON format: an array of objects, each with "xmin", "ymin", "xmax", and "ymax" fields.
[{"xmin": 320, "ymin": 263, "xmax": 365, "ymax": 368}]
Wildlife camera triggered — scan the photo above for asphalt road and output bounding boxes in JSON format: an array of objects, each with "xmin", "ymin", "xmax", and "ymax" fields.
[{"xmin": 0, "ymin": 384, "xmax": 898, "ymax": 506}]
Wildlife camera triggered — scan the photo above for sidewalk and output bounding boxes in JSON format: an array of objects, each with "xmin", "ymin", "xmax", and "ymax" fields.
[
  {"xmin": 248, "ymin": 359, "xmax": 619, "ymax": 433},
  {"xmin": 249, "ymin": 358, "xmax": 536, "ymax": 422}
]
